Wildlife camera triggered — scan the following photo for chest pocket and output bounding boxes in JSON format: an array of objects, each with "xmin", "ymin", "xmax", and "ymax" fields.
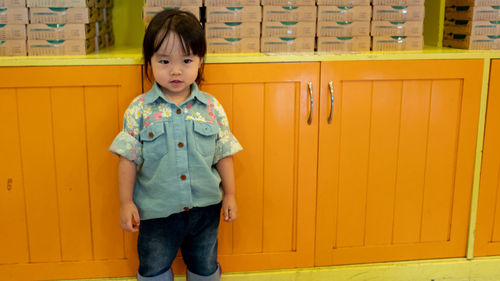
[
  {"xmin": 140, "ymin": 122, "xmax": 167, "ymax": 160},
  {"xmin": 193, "ymin": 121, "xmax": 218, "ymax": 157}
]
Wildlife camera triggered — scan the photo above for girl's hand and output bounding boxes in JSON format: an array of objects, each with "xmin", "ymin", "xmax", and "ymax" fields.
[
  {"xmin": 222, "ymin": 194, "xmax": 238, "ymax": 222},
  {"xmin": 120, "ymin": 201, "xmax": 140, "ymax": 232}
]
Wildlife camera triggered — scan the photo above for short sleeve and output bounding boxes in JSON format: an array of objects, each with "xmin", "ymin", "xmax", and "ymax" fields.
[
  {"xmin": 212, "ymin": 99, "xmax": 243, "ymax": 164},
  {"xmin": 109, "ymin": 97, "xmax": 144, "ymax": 166}
]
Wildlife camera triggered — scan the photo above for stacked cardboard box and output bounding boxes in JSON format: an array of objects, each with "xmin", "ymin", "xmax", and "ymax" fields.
[
  {"xmin": 316, "ymin": 0, "xmax": 371, "ymax": 52},
  {"xmin": 0, "ymin": 0, "xmax": 28, "ymax": 56},
  {"xmin": 261, "ymin": 0, "xmax": 316, "ymax": 53},
  {"xmin": 371, "ymin": 0, "xmax": 425, "ymax": 51},
  {"xmin": 143, "ymin": 0, "xmax": 201, "ymax": 26},
  {"xmin": 26, "ymin": 0, "xmax": 113, "ymax": 55},
  {"xmin": 443, "ymin": 0, "xmax": 500, "ymax": 49},
  {"xmin": 205, "ymin": 0, "xmax": 261, "ymax": 53}
]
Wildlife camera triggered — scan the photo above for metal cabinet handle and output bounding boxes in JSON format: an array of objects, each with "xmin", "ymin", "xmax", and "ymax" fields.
[
  {"xmin": 7, "ymin": 178, "xmax": 12, "ymax": 191},
  {"xmin": 307, "ymin": 82, "xmax": 313, "ymax": 125},
  {"xmin": 328, "ymin": 81, "xmax": 334, "ymax": 124}
]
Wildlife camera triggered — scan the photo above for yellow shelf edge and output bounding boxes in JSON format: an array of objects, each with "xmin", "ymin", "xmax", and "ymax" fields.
[{"xmin": 3, "ymin": 47, "xmax": 500, "ymax": 67}]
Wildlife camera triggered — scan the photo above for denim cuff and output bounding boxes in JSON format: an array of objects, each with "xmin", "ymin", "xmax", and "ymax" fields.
[
  {"xmin": 187, "ymin": 264, "xmax": 220, "ymax": 281},
  {"xmin": 137, "ymin": 268, "xmax": 173, "ymax": 281}
]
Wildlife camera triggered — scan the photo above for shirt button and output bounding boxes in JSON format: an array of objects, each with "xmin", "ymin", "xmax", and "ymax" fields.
[
  {"xmin": 176, "ymin": 108, "xmax": 182, "ymax": 114},
  {"xmin": 148, "ymin": 132, "xmax": 154, "ymax": 138},
  {"xmin": 180, "ymin": 174, "xmax": 186, "ymax": 180},
  {"xmin": 178, "ymin": 142, "xmax": 184, "ymax": 148},
  {"xmin": 184, "ymin": 207, "xmax": 189, "ymax": 211}
]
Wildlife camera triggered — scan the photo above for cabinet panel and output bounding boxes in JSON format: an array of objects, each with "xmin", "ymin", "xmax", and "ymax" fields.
[
  {"xmin": 0, "ymin": 66, "xmax": 142, "ymax": 280},
  {"xmin": 52, "ymin": 87, "xmax": 93, "ymax": 261},
  {"xmin": 201, "ymin": 63, "xmax": 320, "ymax": 271},
  {"xmin": 0, "ymin": 89, "xmax": 29, "ymax": 265},
  {"xmin": 316, "ymin": 60, "xmax": 483, "ymax": 265},
  {"xmin": 17, "ymin": 88, "xmax": 61, "ymax": 262},
  {"xmin": 475, "ymin": 59, "xmax": 500, "ymax": 256}
]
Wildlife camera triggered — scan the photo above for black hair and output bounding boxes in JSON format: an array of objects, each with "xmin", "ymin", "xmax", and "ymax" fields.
[{"xmin": 143, "ymin": 9, "xmax": 206, "ymax": 84}]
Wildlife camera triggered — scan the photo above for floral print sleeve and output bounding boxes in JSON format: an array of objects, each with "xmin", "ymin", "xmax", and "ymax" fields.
[
  {"xmin": 212, "ymin": 97, "xmax": 243, "ymax": 164},
  {"xmin": 109, "ymin": 96, "xmax": 144, "ymax": 166}
]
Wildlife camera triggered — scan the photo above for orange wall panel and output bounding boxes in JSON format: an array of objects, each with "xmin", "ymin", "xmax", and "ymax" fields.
[
  {"xmin": 475, "ymin": 59, "xmax": 500, "ymax": 256},
  {"xmin": 316, "ymin": 60, "xmax": 483, "ymax": 265},
  {"xmin": 202, "ymin": 63, "xmax": 320, "ymax": 271},
  {"xmin": 0, "ymin": 66, "xmax": 142, "ymax": 281}
]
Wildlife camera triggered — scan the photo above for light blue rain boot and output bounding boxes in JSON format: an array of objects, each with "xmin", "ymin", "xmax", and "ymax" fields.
[
  {"xmin": 186, "ymin": 264, "xmax": 221, "ymax": 281},
  {"xmin": 136, "ymin": 268, "xmax": 174, "ymax": 281}
]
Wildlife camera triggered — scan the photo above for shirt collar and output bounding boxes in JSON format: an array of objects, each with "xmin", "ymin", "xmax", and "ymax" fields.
[{"xmin": 144, "ymin": 82, "xmax": 209, "ymax": 106}]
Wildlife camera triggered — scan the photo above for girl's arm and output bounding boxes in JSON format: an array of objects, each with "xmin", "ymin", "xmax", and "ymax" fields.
[
  {"xmin": 118, "ymin": 156, "xmax": 140, "ymax": 232},
  {"xmin": 216, "ymin": 156, "xmax": 238, "ymax": 222}
]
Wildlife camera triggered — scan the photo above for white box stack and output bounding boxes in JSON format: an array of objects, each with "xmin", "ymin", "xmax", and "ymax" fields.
[
  {"xmin": 316, "ymin": 0, "xmax": 371, "ymax": 52},
  {"xmin": 443, "ymin": 0, "xmax": 500, "ymax": 49},
  {"xmin": 0, "ymin": 0, "xmax": 28, "ymax": 56},
  {"xmin": 205, "ymin": 0, "xmax": 261, "ymax": 53},
  {"xmin": 143, "ymin": 0, "xmax": 202, "ymax": 26},
  {"xmin": 261, "ymin": 0, "xmax": 316, "ymax": 53},
  {"xmin": 371, "ymin": 0, "xmax": 425, "ymax": 51},
  {"xmin": 26, "ymin": 0, "xmax": 114, "ymax": 55}
]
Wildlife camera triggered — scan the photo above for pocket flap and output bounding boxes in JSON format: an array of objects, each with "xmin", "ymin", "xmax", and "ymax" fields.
[
  {"xmin": 194, "ymin": 121, "xmax": 218, "ymax": 136},
  {"xmin": 140, "ymin": 123, "xmax": 165, "ymax": 141}
]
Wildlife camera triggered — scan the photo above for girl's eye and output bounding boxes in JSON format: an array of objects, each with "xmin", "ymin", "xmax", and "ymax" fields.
[
  {"xmin": 183, "ymin": 59, "xmax": 192, "ymax": 63},
  {"xmin": 159, "ymin": 60, "xmax": 169, "ymax": 64}
]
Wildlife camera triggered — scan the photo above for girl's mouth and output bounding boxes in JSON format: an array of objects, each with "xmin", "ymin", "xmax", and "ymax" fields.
[{"xmin": 170, "ymin": 80, "xmax": 183, "ymax": 87}]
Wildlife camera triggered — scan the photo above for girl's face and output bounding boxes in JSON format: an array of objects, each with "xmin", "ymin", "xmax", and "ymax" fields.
[{"xmin": 151, "ymin": 32, "xmax": 202, "ymax": 103}]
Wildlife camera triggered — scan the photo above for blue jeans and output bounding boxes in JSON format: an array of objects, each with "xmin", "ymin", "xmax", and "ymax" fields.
[{"xmin": 137, "ymin": 202, "xmax": 221, "ymax": 278}]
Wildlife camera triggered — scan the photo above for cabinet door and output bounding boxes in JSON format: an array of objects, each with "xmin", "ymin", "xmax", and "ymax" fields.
[
  {"xmin": 0, "ymin": 66, "xmax": 142, "ymax": 281},
  {"xmin": 475, "ymin": 59, "xmax": 500, "ymax": 256},
  {"xmin": 316, "ymin": 60, "xmax": 483, "ymax": 265},
  {"xmin": 202, "ymin": 63, "xmax": 320, "ymax": 271}
]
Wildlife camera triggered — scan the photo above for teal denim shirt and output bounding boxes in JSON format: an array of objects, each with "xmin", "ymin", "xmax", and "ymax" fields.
[{"xmin": 110, "ymin": 82, "xmax": 242, "ymax": 220}]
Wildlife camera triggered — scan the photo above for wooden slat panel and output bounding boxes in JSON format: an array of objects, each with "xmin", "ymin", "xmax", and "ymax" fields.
[
  {"xmin": 0, "ymin": 89, "xmax": 29, "ymax": 265},
  {"xmin": 51, "ymin": 87, "xmax": 93, "ymax": 261},
  {"xmin": 17, "ymin": 88, "xmax": 61, "ymax": 262},
  {"xmin": 85, "ymin": 86, "xmax": 125, "ymax": 260},
  {"xmin": 392, "ymin": 80, "xmax": 432, "ymax": 244},
  {"xmin": 232, "ymin": 84, "xmax": 265, "ymax": 254},
  {"xmin": 365, "ymin": 81, "xmax": 402, "ymax": 246},
  {"xmin": 421, "ymin": 80, "xmax": 462, "ymax": 243},
  {"xmin": 263, "ymin": 83, "xmax": 296, "ymax": 252},
  {"xmin": 316, "ymin": 77, "xmax": 342, "ymax": 257},
  {"xmin": 336, "ymin": 81, "xmax": 372, "ymax": 248}
]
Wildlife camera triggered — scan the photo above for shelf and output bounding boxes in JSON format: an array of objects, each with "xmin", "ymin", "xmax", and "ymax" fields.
[{"xmin": 2, "ymin": 46, "xmax": 500, "ymax": 67}]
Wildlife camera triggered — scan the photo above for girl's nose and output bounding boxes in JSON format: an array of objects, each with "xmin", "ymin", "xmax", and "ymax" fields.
[{"xmin": 170, "ymin": 66, "xmax": 181, "ymax": 75}]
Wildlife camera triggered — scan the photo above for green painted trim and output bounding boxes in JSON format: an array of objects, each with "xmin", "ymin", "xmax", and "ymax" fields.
[
  {"xmin": 112, "ymin": 0, "xmax": 144, "ymax": 48},
  {"xmin": 56, "ymin": 257, "xmax": 500, "ymax": 281},
  {"xmin": 467, "ymin": 58, "xmax": 492, "ymax": 259},
  {"xmin": 424, "ymin": 0, "xmax": 445, "ymax": 47}
]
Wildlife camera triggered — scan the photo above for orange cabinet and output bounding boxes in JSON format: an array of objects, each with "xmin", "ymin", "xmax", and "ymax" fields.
[
  {"xmin": 200, "ymin": 63, "xmax": 320, "ymax": 271},
  {"xmin": 475, "ymin": 59, "xmax": 500, "ymax": 256},
  {"xmin": 315, "ymin": 60, "xmax": 484, "ymax": 265},
  {"xmin": 0, "ymin": 66, "xmax": 142, "ymax": 280}
]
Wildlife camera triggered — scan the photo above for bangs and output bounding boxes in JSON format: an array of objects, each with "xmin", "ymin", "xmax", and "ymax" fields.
[{"xmin": 151, "ymin": 12, "xmax": 204, "ymax": 58}]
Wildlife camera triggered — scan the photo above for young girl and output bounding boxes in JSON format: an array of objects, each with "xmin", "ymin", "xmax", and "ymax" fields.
[{"xmin": 109, "ymin": 10, "xmax": 242, "ymax": 281}]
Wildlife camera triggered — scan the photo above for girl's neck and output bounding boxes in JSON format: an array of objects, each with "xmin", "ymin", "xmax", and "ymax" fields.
[{"xmin": 161, "ymin": 85, "xmax": 191, "ymax": 106}]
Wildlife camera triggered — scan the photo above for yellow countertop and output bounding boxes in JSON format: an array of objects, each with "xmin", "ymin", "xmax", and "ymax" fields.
[{"xmin": 1, "ymin": 46, "xmax": 500, "ymax": 66}]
